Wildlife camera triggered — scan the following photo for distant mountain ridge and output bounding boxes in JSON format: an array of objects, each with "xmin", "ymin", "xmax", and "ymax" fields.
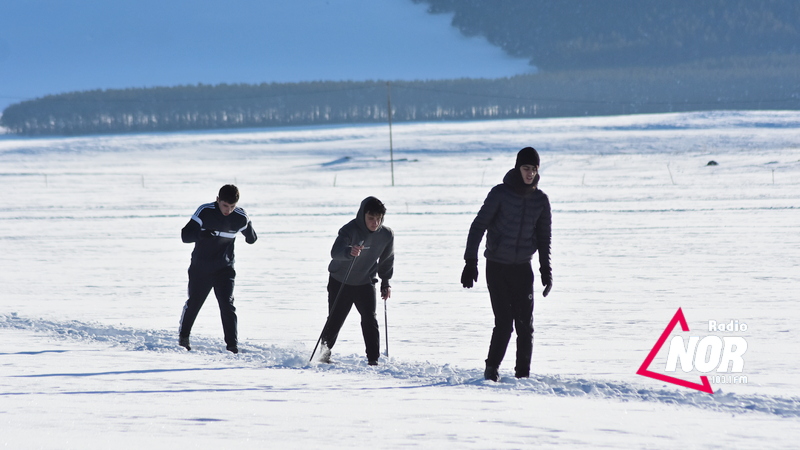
[
  {"xmin": 413, "ymin": 0, "xmax": 800, "ymax": 70},
  {"xmin": 4, "ymin": 1, "xmax": 800, "ymax": 135},
  {"xmin": 4, "ymin": 56, "xmax": 799, "ymax": 136}
]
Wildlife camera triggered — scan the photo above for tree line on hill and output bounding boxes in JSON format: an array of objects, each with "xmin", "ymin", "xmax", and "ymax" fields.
[
  {"xmin": 2, "ymin": 56, "xmax": 799, "ymax": 136},
  {"xmin": 413, "ymin": 0, "xmax": 800, "ymax": 71},
  {"xmin": 4, "ymin": 0, "xmax": 800, "ymax": 136}
]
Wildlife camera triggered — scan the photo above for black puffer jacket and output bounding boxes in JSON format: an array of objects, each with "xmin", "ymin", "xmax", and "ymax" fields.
[{"xmin": 464, "ymin": 168, "xmax": 552, "ymax": 283}]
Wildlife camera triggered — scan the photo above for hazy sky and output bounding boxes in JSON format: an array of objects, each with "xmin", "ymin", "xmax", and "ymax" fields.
[{"xmin": 0, "ymin": 0, "xmax": 534, "ymax": 110}]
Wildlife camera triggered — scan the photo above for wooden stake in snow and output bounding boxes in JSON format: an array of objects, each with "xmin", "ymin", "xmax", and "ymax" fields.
[
  {"xmin": 667, "ymin": 164, "xmax": 676, "ymax": 185},
  {"xmin": 387, "ymin": 82, "xmax": 395, "ymax": 187}
]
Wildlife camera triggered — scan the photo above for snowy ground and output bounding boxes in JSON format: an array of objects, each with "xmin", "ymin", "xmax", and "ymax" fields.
[{"xmin": 1, "ymin": 111, "xmax": 799, "ymax": 448}]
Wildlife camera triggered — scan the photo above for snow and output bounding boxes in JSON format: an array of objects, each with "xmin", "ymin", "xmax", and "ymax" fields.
[
  {"xmin": 1, "ymin": 110, "xmax": 800, "ymax": 448},
  {"xmin": 0, "ymin": 0, "xmax": 533, "ymax": 110}
]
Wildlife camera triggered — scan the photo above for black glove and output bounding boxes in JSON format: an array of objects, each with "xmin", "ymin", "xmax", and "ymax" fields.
[
  {"xmin": 461, "ymin": 259, "xmax": 478, "ymax": 288},
  {"xmin": 541, "ymin": 268, "xmax": 552, "ymax": 297}
]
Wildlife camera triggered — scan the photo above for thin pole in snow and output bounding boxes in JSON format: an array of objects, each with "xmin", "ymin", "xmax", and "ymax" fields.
[
  {"xmin": 384, "ymin": 299, "xmax": 389, "ymax": 357},
  {"xmin": 309, "ymin": 241, "xmax": 364, "ymax": 363},
  {"xmin": 387, "ymin": 82, "xmax": 395, "ymax": 187},
  {"xmin": 667, "ymin": 163, "xmax": 676, "ymax": 185}
]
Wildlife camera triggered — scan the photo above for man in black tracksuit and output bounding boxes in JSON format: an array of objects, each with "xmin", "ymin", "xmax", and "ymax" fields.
[
  {"xmin": 319, "ymin": 196, "xmax": 394, "ymax": 366},
  {"xmin": 462, "ymin": 147, "xmax": 552, "ymax": 381},
  {"xmin": 179, "ymin": 184, "xmax": 257, "ymax": 354}
]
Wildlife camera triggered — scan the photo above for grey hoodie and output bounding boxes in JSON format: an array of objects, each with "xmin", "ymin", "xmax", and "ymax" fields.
[{"xmin": 328, "ymin": 197, "xmax": 394, "ymax": 288}]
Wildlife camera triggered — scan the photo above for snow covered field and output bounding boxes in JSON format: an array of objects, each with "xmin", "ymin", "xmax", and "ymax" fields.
[{"xmin": 1, "ymin": 111, "xmax": 799, "ymax": 448}]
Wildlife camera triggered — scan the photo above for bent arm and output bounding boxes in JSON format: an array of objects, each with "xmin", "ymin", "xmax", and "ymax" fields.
[
  {"xmin": 464, "ymin": 188, "xmax": 501, "ymax": 260},
  {"xmin": 377, "ymin": 236, "xmax": 394, "ymax": 289},
  {"xmin": 242, "ymin": 221, "xmax": 257, "ymax": 244},
  {"xmin": 330, "ymin": 228, "xmax": 358, "ymax": 261},
  {"xmin": 181, "ymin": 219, "xmax": 201, "ymax": 243}
]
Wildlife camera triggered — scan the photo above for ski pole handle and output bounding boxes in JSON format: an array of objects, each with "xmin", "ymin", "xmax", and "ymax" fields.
[{"xmin": 349, "ymin": 240, "xmax": 366, "ymax": 257}]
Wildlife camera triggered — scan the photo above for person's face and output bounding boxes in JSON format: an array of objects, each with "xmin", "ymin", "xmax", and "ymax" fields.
[
  {"xmin": 217, "ymin": 198, "xmax": 237, "ymax": 216},
  {"xmin": 365, "ymin": 212, "xmax": 383, "ymax": 232},
  {"xmin": 520, "ymin": 164, "xmax": 538, "ymax": 185}
]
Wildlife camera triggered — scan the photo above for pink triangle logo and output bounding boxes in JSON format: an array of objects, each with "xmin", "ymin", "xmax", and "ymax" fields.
[{"xmin": 637, "ymin": 308, "xmax": 714, "ymax": 394}]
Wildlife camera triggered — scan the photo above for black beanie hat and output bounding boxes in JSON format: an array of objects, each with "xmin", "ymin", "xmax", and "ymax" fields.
[{"xmin": 515, "ymin": 147, "xmax": 540, "ymax": 168}]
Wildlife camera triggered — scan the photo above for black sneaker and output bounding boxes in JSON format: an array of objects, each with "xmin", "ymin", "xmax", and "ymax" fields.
[
  {"xmin": 179, "ymin": 336, "xmax": 191, "ymax": 351},
  {"xmin": 484, "ymin": 364, "xmax": 500, "ymax": 382},
  {"xmin": 226, "ymin": 345, "xmax": 239, "ymax": 354},
  {"xmin": 368, "ymin": 359, "xmax": 378, "ymax": 366}
]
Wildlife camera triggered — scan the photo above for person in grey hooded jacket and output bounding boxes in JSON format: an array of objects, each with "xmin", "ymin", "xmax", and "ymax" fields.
[
  {"xmin": 462, "ymin": 147, "xmax": 552, "ymax": 381},
  {"xmin": 320, "ymin": 196, "xmax": 394, "ymax": 365}
]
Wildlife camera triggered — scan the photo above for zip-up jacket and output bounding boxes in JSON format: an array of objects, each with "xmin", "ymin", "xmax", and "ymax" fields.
[
  {"xmin": 465, "ymin": 169, "xmax": 552, "ymax": 283},
  {"xmin": 328, "ymin": 197, "xmax": 394, "ymax": 288},
  {"xmin": 181, "ymin": 202, "xmax": 257, "ymax": 272}
]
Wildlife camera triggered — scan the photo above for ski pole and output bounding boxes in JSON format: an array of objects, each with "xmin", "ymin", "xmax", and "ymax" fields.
[
  {"xmin": 383, "ymin": 298, "xmax": 389, "ymax": 357},
  {"xmin": 309, "ymin": 240, "xmax": 363, "ymax": 363}
]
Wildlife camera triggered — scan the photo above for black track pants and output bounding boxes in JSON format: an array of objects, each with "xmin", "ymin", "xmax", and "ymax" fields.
[
  {"xmin": 179, "ymin": 266, "xmax": 237, "ymax": 348},
  {"xmin": 321, "ymin": 276, "xmax": 380, "ymax": 361},
  {"xmin": 485, "ymin": 260, "xmax": 534, "ymax": 374}
]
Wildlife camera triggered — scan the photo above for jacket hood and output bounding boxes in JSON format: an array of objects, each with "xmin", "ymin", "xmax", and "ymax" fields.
[
  {"xmin": 356, "ymin": 196, "xmax": 383, "ymax": 233},
  {"xmin": 503, "ymin": 168, "xmax": 539, "ymax": 193}
]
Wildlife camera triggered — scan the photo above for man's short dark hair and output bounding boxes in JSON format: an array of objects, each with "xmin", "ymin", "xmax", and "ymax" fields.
[
  {"xmin": 363, "ymin": 197, "xmax": 386, "ymax": 216},
  {"xmin": 218, "ymin": 184, "xmax": 240, "ymax": 204}
]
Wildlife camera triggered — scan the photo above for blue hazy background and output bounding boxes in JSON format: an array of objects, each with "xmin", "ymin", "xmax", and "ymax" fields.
[{"xmin": 0, "ymin": 0, "xmax": 534, "ymax": 111}]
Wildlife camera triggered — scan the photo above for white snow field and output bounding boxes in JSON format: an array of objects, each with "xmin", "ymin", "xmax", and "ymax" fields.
[{"xmin": 1, "ymin": 111, "xmax": 799, "ymax": 448}]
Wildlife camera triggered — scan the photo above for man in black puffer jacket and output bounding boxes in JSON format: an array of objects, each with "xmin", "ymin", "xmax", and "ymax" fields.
[{"xmin": 462, "ymin": 147, "xmax": 552, "ymax": 381}]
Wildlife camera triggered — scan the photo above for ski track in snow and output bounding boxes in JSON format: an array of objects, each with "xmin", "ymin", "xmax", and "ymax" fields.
[{"xmin": 3, "ymin": 312, "xmax": 798, "ymax": 419}]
